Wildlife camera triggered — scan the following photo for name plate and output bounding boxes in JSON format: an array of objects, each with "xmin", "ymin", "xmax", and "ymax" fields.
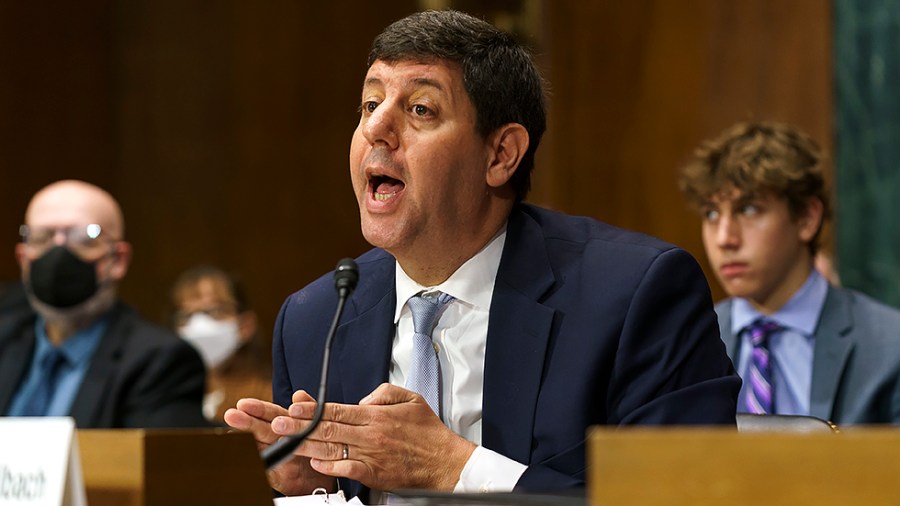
[{"xmin": 0, "ymin": 418, "xmax": 85, "ymax": 506}]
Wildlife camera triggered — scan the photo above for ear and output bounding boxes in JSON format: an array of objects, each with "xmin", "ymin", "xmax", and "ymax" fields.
[
  {"xmin": 14, "ymin": 243, "xmax": 27, "ymax": 271},
  {"xmin": 238, "ymin": 310, "xmax": 258, "ymax": 344},
  {"xmin": 109, "ymin": 241, "xmax": 133, "ymax": 280},
  {"xmin": 485, "ymin": 123, "xmax": 529, "ymax": 188},
  {"xmin": 797, "ymin": 198, "xmax": 824, "ymax": 243}
]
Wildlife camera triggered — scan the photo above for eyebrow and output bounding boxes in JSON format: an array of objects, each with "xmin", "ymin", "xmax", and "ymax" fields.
[
  {"xmin": 362, "ymin": 76, "xmax": 446, "ymax": 93},
  {"xmin": 409, "ymin": 77, "xmax": 445, "ymax": 91},
  {"xmin": 733, "ymin": 193, "xmax": 760, "ymax": 206}
]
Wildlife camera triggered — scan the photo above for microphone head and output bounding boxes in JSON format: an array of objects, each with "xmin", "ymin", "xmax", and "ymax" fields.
[{"xmin": 333, "ymin": 258, "xmax": 359, "ymax": 295}]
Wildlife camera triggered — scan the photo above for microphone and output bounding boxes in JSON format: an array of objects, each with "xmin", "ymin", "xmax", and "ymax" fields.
[{"xmin": 262, "ymin": 257, "xmax": 359, "ymax": 469}]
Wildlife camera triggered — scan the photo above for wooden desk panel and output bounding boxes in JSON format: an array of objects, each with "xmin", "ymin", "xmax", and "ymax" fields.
[
  {"xmin": 78, "ymin": 429, "xmax": 272, "ymax": 506},
  {"xmin": 589, "ymin": 427, "xmax": 900, "ymax": 505}
]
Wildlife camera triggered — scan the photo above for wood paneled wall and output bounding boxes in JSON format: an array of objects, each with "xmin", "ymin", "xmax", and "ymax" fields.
[
  {"xmin": 534, "ymin": 1, "xmax": 833, "ymax": 301},
  {"xmin": 0, "ymin": 1, "xmax": 831, "ymax": 337}
]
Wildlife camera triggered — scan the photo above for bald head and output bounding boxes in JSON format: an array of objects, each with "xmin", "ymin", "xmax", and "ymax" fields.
[
  {"xmin": 17, "ymin": 180, "xmax": 132, "ymax": 339},
  {"xmin": 25, "ymin": 180, "xmax": 125, "ymax": 239}
]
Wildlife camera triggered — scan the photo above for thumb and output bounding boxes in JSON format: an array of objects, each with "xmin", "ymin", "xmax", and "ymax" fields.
[
  {"xmin": 292, "ymin": 389, "xmax": 316, "ymax": 403},
  {"xmin": 359, "ymin": 383, "xmax": 421, "ymax": 406}
]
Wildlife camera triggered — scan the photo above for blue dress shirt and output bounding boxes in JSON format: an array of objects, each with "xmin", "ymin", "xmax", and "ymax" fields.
[
  {"xmin": 6, "ymin": 316, "xmax": 108, "ymax": 417},
  {"xmin": 732, "ymin": 270, "xmax": 828, "ymax": 416}
]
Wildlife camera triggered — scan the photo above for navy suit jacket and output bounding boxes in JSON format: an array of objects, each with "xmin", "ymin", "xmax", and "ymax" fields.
[
  {"xmin": 0, "ymin": 301, "xmax": 209, "ymax": 428},
  {"xmin": 718, "ymin": 285, "xmax": 900, "ymax": 424},
  {"xmin": 273, "ymin": 204, "xmax": 739, "ymax": 497}
]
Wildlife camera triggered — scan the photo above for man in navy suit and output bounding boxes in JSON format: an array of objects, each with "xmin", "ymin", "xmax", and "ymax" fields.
[{"xmin": 225, "ymin": 10, "xmax": 739, "ymax": 499}]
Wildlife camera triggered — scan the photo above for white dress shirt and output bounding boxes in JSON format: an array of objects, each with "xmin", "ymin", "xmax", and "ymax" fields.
[{"xmin": 390, "ymin": 226, "xmax": 527, "ymax": 493}]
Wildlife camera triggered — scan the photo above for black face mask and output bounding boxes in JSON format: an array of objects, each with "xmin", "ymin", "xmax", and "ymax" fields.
[{"xmin": 28, "ymin": 246, "xmax": 100, "ymax": 308}]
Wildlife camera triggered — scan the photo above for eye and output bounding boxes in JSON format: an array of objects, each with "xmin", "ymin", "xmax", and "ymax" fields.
[
  {"xmin": 702, "ymin": 208, "xmax": 720, "ymax": 222},
  {"xmin": 26, "ymin": 227, "xmax": 55, "ymax": 247},
  {"xmin": 207, "ymin": 305, "xmax": 236, "ymax": 319},
  {"xmin": 411, "ymin": 104, "xmax": 432, "ymax": 117},
  {"xmin": 361, "ymin": 100, "xmax": 378, "ymax": 114},
  {"xmin": 739, "ymin": 204, "xmax": 760, "ymax": 216}
]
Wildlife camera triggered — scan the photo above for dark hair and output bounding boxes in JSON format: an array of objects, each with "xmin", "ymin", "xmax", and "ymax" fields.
[
  {"xmin": 368, "ymin": 10, "xmax": 547, "ymax": 201},
  {"xmin": 679, "ymin": 121, "xmax": 832, "ymax": 254},
  {"xmin": 171, "ymin": 265, "xmax": 249, "ymax": 314}
]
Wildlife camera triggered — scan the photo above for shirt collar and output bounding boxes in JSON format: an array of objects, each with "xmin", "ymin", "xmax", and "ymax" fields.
[
  {"xmin": 394, "ymin": 225, "xmax": 507, "ymax": 323},
  {"xmin": 732, "ymin": 269, "xmax": 829, "ymax": 335}
]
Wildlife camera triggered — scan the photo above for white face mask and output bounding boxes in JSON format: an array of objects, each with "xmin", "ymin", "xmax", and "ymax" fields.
[{"xmin": 178, "ymin": 313, "xmax": 241, "ymax": 370}]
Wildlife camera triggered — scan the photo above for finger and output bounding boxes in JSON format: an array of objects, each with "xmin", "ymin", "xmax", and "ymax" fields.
[
  {"xmin": 291, "ymin": 389, "xmax": 316, "ymax": 403},
  {"xmin": 359, "ymin": 383, "xmax": 420, "ymax": 406},
  {"xmin": 287, "ymin": 417, "xmax": 368, "ymax": 458},
  {"xmin": 287, "ymin": 400, "xmax": 317, "ymax": 420},
  {"xmin": 224, "ymin": 408, "xmax": 281, "ymax": 445},
  {"xmin": 293, "ymin": 438, "xmax": 350, "ymax": 462},
  {"xmin": 234, "ymin": 397, "xmax": 289, "ymax": 422},
  {"xmin": 271, "ymin": 414, "xmax": 312, "ymax": 436},
  {"xmin": 308, "ymin": 457, "xmax": 367, "ymax": 483},
  {"xmin": 288, "ymin": 401, "xmax": 370, "ymax": 426}
]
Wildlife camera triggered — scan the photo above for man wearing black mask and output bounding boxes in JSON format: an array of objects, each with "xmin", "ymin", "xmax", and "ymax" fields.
[{"xmin": 0, "ymin": 179, "xmax": 209, "ymax": 428}]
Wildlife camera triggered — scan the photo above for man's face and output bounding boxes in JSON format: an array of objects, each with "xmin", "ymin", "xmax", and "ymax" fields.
[
  {"xmin": 700, "ymin": 188, "xmax": 818, "ymax": 311},
  {"xmin": 16, "ymin": 183, "xmax": 131, "ymax": 316},
  {"xmin": 349, "ymin": 59, "xmax": 495, "ymax": 263},
  {"xmin": 18, "ymin": 189, "xmax": 118, "ymax": 279}
]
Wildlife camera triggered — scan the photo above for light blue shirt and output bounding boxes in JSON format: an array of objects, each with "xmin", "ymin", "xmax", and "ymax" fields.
[
  {"xmin": 732, "ymin": 270, "xmax": 828, "ymax": 416},
  {"xmin": 6, "ymin": 315, "xmax": 107, "ymax": 417}
]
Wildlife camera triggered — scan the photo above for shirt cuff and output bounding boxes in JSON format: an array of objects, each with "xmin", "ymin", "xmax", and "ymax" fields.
[{"xmin": 453, "ymin": 446, "xmax": 527, "ymax": 493}]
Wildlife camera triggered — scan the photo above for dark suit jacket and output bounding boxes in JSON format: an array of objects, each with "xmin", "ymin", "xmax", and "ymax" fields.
[
  {"xmin": 273, "ymin": 204, "xmax": 739, "ymax": 497},
  {"xmin": 0, "ymin": 301, "xmax": 209, "ymax": 428},
  {"xmin": 718, "ymin": 285, "xmax": 900, "ymax": 424}
]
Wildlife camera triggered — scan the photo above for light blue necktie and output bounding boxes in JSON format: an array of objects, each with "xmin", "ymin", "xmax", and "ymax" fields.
[{"xmin": 405, "ymin": 292, "xmax": 454, "ymax": 418}]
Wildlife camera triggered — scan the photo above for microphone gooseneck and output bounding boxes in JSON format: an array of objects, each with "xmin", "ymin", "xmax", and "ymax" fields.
[{"xmin": 262, "ymin": 258, "xmax": 359, "ymax": 469}]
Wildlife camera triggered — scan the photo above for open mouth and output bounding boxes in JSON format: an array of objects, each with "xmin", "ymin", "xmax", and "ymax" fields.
[{"xmin": 370, "ymin": 174, "xmax": 405, "ymax": 201}]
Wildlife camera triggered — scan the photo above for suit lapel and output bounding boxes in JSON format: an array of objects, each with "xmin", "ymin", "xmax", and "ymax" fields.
[
  {"xmin": 336, "ymin": 262, "xmax": 396, "ymax": 404},
  {"xmin": 70, "ymin": 304, "xmax": 127, "ymax": 426},
  {"xmin": 0, "ymin": 315, "xmax": 37, "ymax": 412},
  {"xmin": 810, "ymin": 287, "xmax": 854, "ymax": 421},
  {"xmin": 717, "ymin": 301, "xmax": 740, "ymax": 361},
  {"xmin": 482, "ymin": 206, "xmax": 556, "ymax": 464}
]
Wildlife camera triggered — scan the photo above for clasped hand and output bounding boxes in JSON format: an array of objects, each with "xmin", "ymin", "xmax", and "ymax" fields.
[{"xmin": 224, "ymin": 383, "xmax": 475, "ymax": 495}]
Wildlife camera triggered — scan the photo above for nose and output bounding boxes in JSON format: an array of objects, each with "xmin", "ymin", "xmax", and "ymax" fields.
[
  {"xmin": 714, "ymin": 215, "xmax": 741, "ymax": 249},
  {"xmin": 362, "ymin": 101, "xmax": 399, "ymax": 150},
  {"xmin": 51, "ymin": 229, "xmax": 68, "ymax": 246}
]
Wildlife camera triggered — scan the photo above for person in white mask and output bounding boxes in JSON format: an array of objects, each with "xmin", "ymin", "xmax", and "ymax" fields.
[{"xmin": 171, "ymin": 265, "xmax": 271, "ymax": 422}]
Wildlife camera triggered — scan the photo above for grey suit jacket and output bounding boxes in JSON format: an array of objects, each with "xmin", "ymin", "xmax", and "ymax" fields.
[{"xmin": 717, "ymin": 285, "xmax": 900, "ymax": 424}]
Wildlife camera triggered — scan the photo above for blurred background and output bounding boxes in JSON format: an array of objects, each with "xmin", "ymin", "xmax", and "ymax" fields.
[{"xmin": 1, "ymin": 0, "xmax": 896, "ymax": 347}]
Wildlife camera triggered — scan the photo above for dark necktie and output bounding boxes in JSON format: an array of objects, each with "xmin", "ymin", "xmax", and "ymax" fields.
[
  {"xmin": 405, "ymin": 292, "xmax": 454, "ymax": 417},
  {"xmin": 21, "ymin": 347, "xmax": 68, "ymax": 416},
  {"xmin": 744, "ymin": 320, "xmax": 782, "ymax": 414}
]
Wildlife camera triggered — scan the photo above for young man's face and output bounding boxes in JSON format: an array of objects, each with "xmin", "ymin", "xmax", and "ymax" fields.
[{"xmin": 700, "ymin": 187, "xmax": 821, "ymax": 312}]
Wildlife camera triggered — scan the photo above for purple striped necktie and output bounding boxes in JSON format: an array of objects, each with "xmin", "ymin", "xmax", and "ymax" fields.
[{"xmin": 744, "ymin": 319, "xmax": 782, "ymax": 414}]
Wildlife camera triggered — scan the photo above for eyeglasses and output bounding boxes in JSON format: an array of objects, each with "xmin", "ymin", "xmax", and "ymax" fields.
[
  {"xmin": 19, "ymin": 223, "xmax": 111, "ymax": 257},
  {"xmin": 174, "ymin": 304, "xmax": 239, "ymax": 327}
]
